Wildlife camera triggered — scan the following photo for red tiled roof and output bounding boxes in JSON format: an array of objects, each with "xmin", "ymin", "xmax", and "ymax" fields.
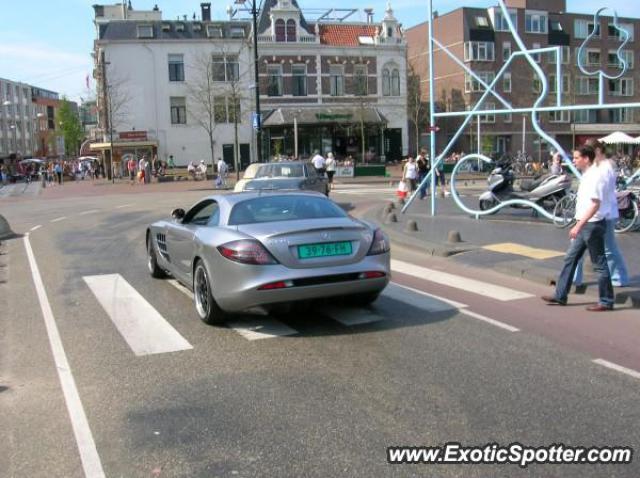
[{"xmin": 318, "ymin": 24, "xmax": 378, "ymax": 46}]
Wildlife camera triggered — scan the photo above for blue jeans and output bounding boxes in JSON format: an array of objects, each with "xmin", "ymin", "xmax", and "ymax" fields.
[
  {"xmin": 555, "ymin": 220, "xmax": 614, "ymax": 306},
  {"xmin": 418, "ymin": 171, "xmax": 430, "ymax": 199},
  {"xmin": 573, "ymin": 219, "xmax": 629, "ymax": 286}
]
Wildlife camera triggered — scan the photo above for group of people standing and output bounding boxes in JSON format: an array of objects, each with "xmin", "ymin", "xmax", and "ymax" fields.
[
  {"xmin": 310, "ymin": 150, "xmax": 337, "ymax": 189},
  {"xmin": 543, "ymin": 139, "xmax": 629, "ymax": 312},
  {"xmin": 401, "ymin": 149, "xmax": 447, "ymax": 199}
]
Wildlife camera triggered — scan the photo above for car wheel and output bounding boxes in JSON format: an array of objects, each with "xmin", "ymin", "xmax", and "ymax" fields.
[
  {"xmin": 347, "ymin": 292, "xmax": 380, "ymax": 306},
  {"xmin": 147, "ymin": 237, "xmax": 166, "ymax": 279},
  {"xmin": 193, "ymin": 260, "xmax": 226, "ymax": 325}
]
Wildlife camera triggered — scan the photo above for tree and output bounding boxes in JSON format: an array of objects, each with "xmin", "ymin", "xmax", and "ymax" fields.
[
  {"xmin": 56, "ymin": 98, "xmax": 84, "ymax": 157},
  {"xmin": 407, "ymin": 64, "xmax": 428, "ymax": 155},
  {"xmin": 187, "ymin": 45, "xmax": 249, "ymax": 179}
]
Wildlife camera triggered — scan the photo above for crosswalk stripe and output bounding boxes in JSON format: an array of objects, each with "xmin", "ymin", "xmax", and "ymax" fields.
[
  {"xmin": 384, "ymin": 282, "xmax": 467, "ymax": 311},
  {"xmin": 391, "ymin": 259, "xmax": 534, "ymax": 301},
  {"xmin": 226, "ymin": 318, "xmax": 298, "ymax": 340},
  {"xmin": 84, "ymin": 274, "xmax": 193, "ymax": 356}
]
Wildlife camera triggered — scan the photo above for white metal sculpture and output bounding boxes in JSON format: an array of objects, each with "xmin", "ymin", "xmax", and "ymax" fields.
[{"xmin": 403, "ymin": 0, "xmax": 640, "ymax": 221}]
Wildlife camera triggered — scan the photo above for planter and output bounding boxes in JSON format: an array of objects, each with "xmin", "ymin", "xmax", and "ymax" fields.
[{"xmin": 354, "ymin": 165, "xmax": 386, "ymax": 177}]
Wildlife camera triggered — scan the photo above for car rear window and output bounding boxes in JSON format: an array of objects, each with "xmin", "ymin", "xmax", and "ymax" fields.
[
  {"xmin": 254, "ymin": 163, "xmax": 304, "ymax": 178},
  {"xmin": 228, "ymin": 195, "xmax": 347, "ymax": 225}
]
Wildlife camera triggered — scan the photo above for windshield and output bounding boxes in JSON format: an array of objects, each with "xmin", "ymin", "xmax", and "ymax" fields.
[
  {"xmin": 228, "ymin": 195, "xmax": 347, "ymax": 225},
  {"xmin": 242, "ymin": 163, "xmax": 261, "ymax": 180},
  {"xmin": 254, "ymin": 164, "xmax": 305, "ymax": 179}
]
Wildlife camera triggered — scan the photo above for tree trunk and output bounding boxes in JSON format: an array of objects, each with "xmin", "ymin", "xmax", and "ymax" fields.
[{"xmin": 360, "ymin": 119, "xmax": 365, "ymax": 164}]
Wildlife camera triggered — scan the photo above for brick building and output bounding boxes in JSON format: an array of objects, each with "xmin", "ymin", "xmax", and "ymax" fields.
[{"xmin": 406, "ymin": 0, "xmax": 640, "ymax": 159}]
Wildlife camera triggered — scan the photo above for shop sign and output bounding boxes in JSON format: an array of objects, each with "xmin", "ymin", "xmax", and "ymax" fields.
[
  {"xmin": 315, "ymin": 113, "xmax": 353, "ymax": 122},
  {"xmin": 335, "ymin": 166, "xmax": 354, "ymax": 177},
  {"xmin": 119, "ymin": 131, "xmax": 148, "ymax": 141}
]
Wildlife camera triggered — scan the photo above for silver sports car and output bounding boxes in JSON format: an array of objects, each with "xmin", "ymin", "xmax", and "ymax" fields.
[{"xmin": 146, "ymin": 192, "xmax": 390, "ymax": 324}]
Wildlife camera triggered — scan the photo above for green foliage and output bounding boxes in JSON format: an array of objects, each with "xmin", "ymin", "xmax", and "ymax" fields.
[
  {"xmin": 56, "ymin": 98, "xmax": 84, "ymax": 156},
  {"xmin": 481, "ymin": 136, "xmax": 494, "ymax": 155}
]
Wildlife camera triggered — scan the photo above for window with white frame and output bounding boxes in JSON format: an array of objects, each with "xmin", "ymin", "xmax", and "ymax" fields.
[
  {"xmin": 609, "ymin": 22, "xmax": 634, "ymax": 41},
  {"xmin": 550, "ymin": 20, "xmax": 562, "ymax": 32},
  {"xmin": 353, "ymin": 64, "xmax": 368, "ymax": 96},
  {"xmin": 391, "ymin": 69, "xmax": 400, "ymax": 96},
  {"xmin": 502, "ymin": 42, "xmax": 511, "ymax": 62},
  {"xmin": 475, "ymin": 16, "xmax": 489, "ymax": 28},
  {"xmin": 549, "ymin": 110, "xmax": 570, "ymax": 122},
  {"xmin": 549, "ymin": 74, "xmax": 570, "ymax": 94},
  {"xmin": 532, "ymin": 42, "xmax": 541, "ymax": 63},
  {"xmin": 608, "ymin": 50, "xmax": 634, "ymax": 69},
  {"xmin": 575, "ymin": 76, "xmax": 598, "ymax": 95},
  {"xmin": 608, "ymin": 77, "xmax": 634, "ymax": 96},
  {"xmin": 479, "ymin": 102, "xmax": 495, "ymax": 123},
  {"xmin": 578, "ymin": 48, "xmax": 601, "ymax": 66},
  {"xmin": 330, "ymin": 65, "xmax": 344, "ymax": 96},
  {"xmin": 464, "ymin": 42, "xmax": 495, "ymax": 62},
  {"xmin": 503, "ymin": 72, "xmax": 511, "ymax": 92},
  {"xmin": 493, "ymin": 9, "xmax": 517, "ymax": 32},
  {"xmin": 170, "ymin": 97, "xmax": 186, "ymax": 124},
  {"xmin": 465, "ymin": 71, "xmax": 495, "ymax": 92},
  {"xmin": 214, "ymin": 96, "xmax": 241, "ymax": 123},
  {"xmin": 292, "ymin": 64, "xmax": 307, "ymax": 96},
  {"xmin": 168, "ymin": 54, "xmax": 184, "ymax": 82},
  {"xmin": 382, "ymin": 69, "xmax": 390, "ymax": 96},
  {"xmin": 548, "ymin": 46, "xmax": 570, "ymax": 64},
  {"xmin": 211, "ymin": 56, "xmax": 239, "ymax": 82},
  {"xmin": 574, "ymin": 19, "xmax": 599, "ymax": 39},
  {"xmin": 267, "ymin": 65, "xmax": 283, "ymax": 96},
  {"xmin": 525, "ymin": 11, "xmax": 547, "ymax": 33},
  {"xmin": 503, "ymin": 112, "xmax": 512, "ymax": 123},
  {"xmin": 532, "ymin": 77, "xmax": 541, "ymax": 93},
  {"xmin": 609, "ymin": 107, "xmax": 634, "ymax": 123},
  {"xmin": 207, "ymin": 25, "xmax": 223, "ymax": 38},
  {"xmin": 573, "ymin": 109, "xmax": 597, "ymax": 123}
]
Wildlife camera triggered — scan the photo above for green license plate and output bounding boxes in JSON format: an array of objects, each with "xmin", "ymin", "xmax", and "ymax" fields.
[{"xmin": 298, "ymin": 241, "xmax": 352, "ymax": 259}]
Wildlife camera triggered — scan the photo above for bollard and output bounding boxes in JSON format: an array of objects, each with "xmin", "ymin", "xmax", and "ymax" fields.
[
  {"xmin": 405, "ymin": 220, "xmax": 418, "ymax": 232},
  {"xmin": 447, "ymin": 230, "xmax": 462, "ymax": 243},
  {"xmin": 388, "ymin": 201, "xmax": 396, "ymax": 210},
  {"xmin": 385, "ymin": 213, "xmax": 398, "ymax": 224}
]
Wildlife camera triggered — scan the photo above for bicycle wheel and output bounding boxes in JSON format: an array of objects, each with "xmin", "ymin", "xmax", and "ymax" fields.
[
  {"xmin": 553, "ymin": 194, "xmax": 576, "ymax": 228},
  {"xmin": 615, "ymin": 198, "xmax": 638, "ymax": 233}
]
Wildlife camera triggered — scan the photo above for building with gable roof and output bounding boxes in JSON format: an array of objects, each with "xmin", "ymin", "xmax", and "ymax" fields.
[{"xmin": 91, "ymin": 1, "xmax": 407, "ymax": 170}]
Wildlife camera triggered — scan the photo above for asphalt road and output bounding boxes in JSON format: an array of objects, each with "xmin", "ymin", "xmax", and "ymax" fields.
[{"xmin": 1, "ymin": 188, "xmax": 639, "ymax": 477}]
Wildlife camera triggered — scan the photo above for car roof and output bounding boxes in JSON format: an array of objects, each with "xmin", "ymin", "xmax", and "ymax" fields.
[{"xmin": 201, "ymin": 190, "xmax": 326, "ymax": 207}]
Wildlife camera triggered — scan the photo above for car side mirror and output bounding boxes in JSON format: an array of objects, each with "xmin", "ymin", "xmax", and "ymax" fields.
[{"xmin": 171, "ymin": 208, "xmax": 185, "ymax": 221}]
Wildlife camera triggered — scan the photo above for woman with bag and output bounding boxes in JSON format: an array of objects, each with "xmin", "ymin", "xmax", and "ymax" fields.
[{"xmin": 402, "ymin": 156, "xmax": 418, "ymax": 192}]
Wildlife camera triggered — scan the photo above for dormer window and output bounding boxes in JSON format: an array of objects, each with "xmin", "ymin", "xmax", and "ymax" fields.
[
  {"xmin": 207, "ymin": 25, "xmax": 223, "ymax": 38},
  {"xmin": 275, "ymin": 19, "xmax": 296, "ymax": 42},
  {"xmin": 137, "ymin": 24, "xmax": 154, "ymax": 38},
  {"xmin": 230, "ymin": 27, "xmax": 245, "ymax": 38},
  {"xmin": 161, "ymin": 23, "xmax": 171, "ymax": 32},
  {"xmin": 286, "ymin": 20, "xmax": 296, "ymax": 42},
  {"xmin": 387, "ymin": 27, "xmax": 393, "ymax": 37},
  {"xmin": 176, "ymin": 22, "xmax": 185, "ymax": 32},
  {"xmin": 475, "ymin": 16, "xmax": 489, "ymax": 28}
]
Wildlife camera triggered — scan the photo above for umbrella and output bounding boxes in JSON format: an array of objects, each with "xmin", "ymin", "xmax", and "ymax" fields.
[
  {"xmin": 78, "ymin": 156, "xmax": 99, "ymax": 162},
  {"xmin": 598, "ymin": 131, "xmax": 638, "ymax": 144},
  {"xmin": 19, "ymin": 158, "xmax": 45, "ymax": 164}
]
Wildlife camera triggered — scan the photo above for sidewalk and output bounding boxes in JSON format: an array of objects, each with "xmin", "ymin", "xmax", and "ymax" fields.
[{"xmin": 367, "ymin": 196, "xmax": 640, "ymax": 309}]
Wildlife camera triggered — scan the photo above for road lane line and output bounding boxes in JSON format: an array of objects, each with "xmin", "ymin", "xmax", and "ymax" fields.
[
  {"xmin": 50, "ymin": 216, "xmax": 67, "ymax": 223},
  {"xmin": 168, "ymin": 279, "xmax": 193, "ymax": 298},
  {"xmin": 391, "ymin": 259, "xmax": 534, "ymax": 302},
  {"xmin": 29, "ymin": 224, "xmax": 42, "ymax": 232},
  {"xmin": 458, "ymin": 309, "xmax": 520, "ymax": 332},
  {"xmin": 83, "ymin": 274, "xmax": 193, "ymax": 356},
  {"xmin": 227, "ymin": 318, "xmax": 298, "ymax": 340},
  {"xmin": 593, "ymin": 359, "xmax": 640, "ymax": 380},
  {"xmin": 24, "ymin": 234, "xmax": 106, "ymax": 478},
  {"xmin": 387, "ymin": 282, "xmax": 468, "ymax": 310},
  {"xmin": 115, "ymin": 204, "xmax": 133, "ymax": 209},
  {"xmin": 79, "ymin": 209, "xmax": 99, "ymax": 216}
]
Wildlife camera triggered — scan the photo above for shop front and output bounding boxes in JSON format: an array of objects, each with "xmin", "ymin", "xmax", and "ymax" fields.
[
  {"xmin": 89, "ymin": 131, "xmax": 158, "ymax": 178},
  {"xmin": 262, "ymin": 107, "xmax": 389, "ymax": 163}
]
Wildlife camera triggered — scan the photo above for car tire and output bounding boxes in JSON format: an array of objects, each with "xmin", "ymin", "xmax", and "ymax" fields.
[
  {"xmin": 147, "ymin": 237, "xmax": 166, "ymax": 279},
  {"xmin": 193, "ymin": 260, "xmax": 227, "ymax": 325},
  {"xmin": 347, "ymin": 292, "xmax": 380, "ymax": 306}
]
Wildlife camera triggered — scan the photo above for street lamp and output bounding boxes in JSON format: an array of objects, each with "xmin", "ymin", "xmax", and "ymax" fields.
[{"xmin": 235, "ymin": 0, "xmax": 263, "ymax": 162}]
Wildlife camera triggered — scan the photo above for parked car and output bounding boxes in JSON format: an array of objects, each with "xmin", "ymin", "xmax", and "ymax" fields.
[
  {"xmin": 146, "ymin": 192, "xmax": 390, "ymax": 324},
  {"xmin": 234, "ymin": 161, "xmax": 329, "ymax": 195}
]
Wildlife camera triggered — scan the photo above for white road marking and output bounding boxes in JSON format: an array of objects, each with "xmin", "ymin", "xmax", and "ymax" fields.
[
  {"xmin": 50, "ymin": 216, "xmax": 67, "ymax": 223},
  {"xmin": 24, "ymin": 235, "xmax": 106, "ymax": 478},
  {"xmin": 593, "ymin": 359, "xmax": 640, "ymax": 380},
  {"xmin": 391, "ymin": 259, "xmax": 534, "ymax": 302},
  {"xmin": 324, "ymin": 307, "xmax": 385, "ymax": 326},
  {"xmin": 115, "ymin": 204, "xmax": 133, "ymax": 209},
  {"xmin": 83, "ymin": 274, "xmax": 193, "ymax": 356},
  {"xmin": 79, "ymin": 209, "xmax": 99, "ymax": 216},
  {"xmin": 458, "ymin": 309, "xmax": 520, "ymax": 332},
  {"xmin": 168, "ymin": 279, "xmax": 192, "ymax": 298},
  {"xmin": 227, "ymin": 318, "xmax": 298, "ymax": 340},
  {"xmin": 29, "ymin": 224, "xmax": 42, "ymax": 232},
  {"xmin": 386, "ymin": 282, "xmax": 467, "ymax": 311}
]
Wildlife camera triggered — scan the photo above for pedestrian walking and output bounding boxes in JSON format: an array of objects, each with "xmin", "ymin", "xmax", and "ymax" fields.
[
  {"xmin": 54, "ymin": 162, "xmax": 63, "ymax": 185},
  {"xmin": 311, "ymin": 150, "xmax": 326, "ymax": 175},
  {"xmin": 402, "ymin": 156, "xmax": 418, "ymax": 192},
  {"xmin": 216, "ymin": 158, "xmax": 228, "ymax": 188},
  {"xmin": 138, "ymin": 156, "xmax": 147, "ymax": 184},
  {"xmin": 573, "ymin": 139, "xmax": 630, "ymax": 287},
  {"xmin": 325, "ymin": 152, "xmax": 336, "ymax": 190},
  {"xmin": 127, "ymin": 156, "xmax": 137, "ymax": 185},
  {"xmin": 542, "ymin": 145, "xmax": 614, "ymax": 311},
  {"xmin": 416, "ymin": 149, "xmax": 430, "ymax": 199}
]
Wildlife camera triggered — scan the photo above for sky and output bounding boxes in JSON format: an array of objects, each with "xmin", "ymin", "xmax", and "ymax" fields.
[{"xmin": 0, "ymin": 0, "xmax": 637, "ymax": 104}]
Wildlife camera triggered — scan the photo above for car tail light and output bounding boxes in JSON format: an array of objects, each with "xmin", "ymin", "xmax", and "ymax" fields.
[
  {"xmin": 358, "ymin": 271, "xmax": 386, "ymax": 279},
  {"xmin": 217, "ymin": 240, "xmax": 279, "ymax": 265},
  {"xmin": 367, "ymin": 228, "xmax": 390, "ymax": 256},
  {"xmin": 257, "ymin": 280, "xmax": 294, "ymax": 290}
]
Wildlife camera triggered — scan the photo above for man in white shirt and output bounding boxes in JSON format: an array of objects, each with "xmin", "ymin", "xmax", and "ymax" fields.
[
  {"xmin": 216, "ymin": 158, "xmax": 228, "ymax": 188},
  {"xmin": 542, "ymin": 145, "xmax": 614, "ymax": 311},
  {"xmin": 311, "ymin": 150, "xmax": 326, "ymax": 175}
]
